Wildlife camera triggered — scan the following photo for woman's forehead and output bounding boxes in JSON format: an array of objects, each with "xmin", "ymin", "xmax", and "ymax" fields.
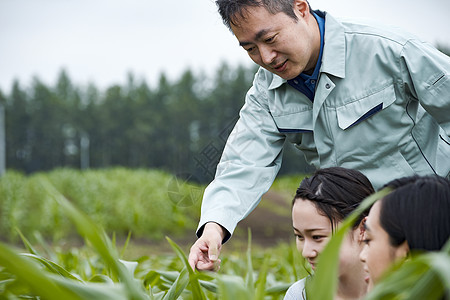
[
  {"xmin": 293, "ymin": 199, "xmax": 333, "ymax": 229},
  {"xmin": 366, "ymin": 201, "xmax": 382, "ymax": 231}
]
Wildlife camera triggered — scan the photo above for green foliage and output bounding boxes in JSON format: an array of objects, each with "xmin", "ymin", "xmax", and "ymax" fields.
[
  {"xmin": 0, "ymin": 168, "xmax": 203, "ymax": 242},
  {"xmin": 0, "ymin": 178, "xmax": 448, "ymax": 299},
  {"xmin": 0, "ymin": 178, "xmax": 303, "ymax": 299},
  {"xmin": 365, "ymin": 247, "xmax": 450, "ymax": 300}
]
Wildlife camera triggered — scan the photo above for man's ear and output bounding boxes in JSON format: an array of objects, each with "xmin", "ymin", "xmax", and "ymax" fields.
[
  {"xmin": 394, "ymin": 241, "xmax": 410, "ymax": 259},
  {"xmin": 292, "ymin": 0, "xmax": 310, "ymax": 19}
]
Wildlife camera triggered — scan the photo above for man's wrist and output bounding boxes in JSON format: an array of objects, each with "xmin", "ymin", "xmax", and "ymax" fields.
[{"xmin": 204, "ymin": 222, "xmax": 225, "ymax": 241}]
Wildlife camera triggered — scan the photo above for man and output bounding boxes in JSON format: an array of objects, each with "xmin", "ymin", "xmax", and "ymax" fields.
[{"xmin": 188, "ymin": 0, "xmax": 450, "ymax": 271}]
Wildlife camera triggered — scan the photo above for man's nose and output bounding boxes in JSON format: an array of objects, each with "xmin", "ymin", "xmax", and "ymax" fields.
[{"xmin": 259, "ymin": 45, "xmax": 276, "ymax": 65}]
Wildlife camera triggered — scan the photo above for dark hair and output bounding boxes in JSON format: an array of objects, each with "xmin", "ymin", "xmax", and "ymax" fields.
[
  {"xmin": 379, "ymin": 175, "xmax": 450, "ymax": 251},
  {"xmin": 293, "ymin": 167, "xmax": 375, "ymax": 231},
  {"xmin": 215, "ymin": 0, "xmax": 311, "ymax": 31}
]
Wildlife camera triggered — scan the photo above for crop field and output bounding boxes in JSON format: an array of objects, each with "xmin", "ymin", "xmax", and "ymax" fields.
[{"xmin": 0, "ymin": 169, "xmax": 448, "ymax": 299}]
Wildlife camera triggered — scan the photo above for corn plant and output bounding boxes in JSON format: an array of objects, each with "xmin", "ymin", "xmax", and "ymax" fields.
[
  {"xmin": 0, "ymin": 168, "xmax": 203, "ymax": 242},
  {"xmin": 0, "ymin": 175, "xmax": 448, "ymax": 299},
  {"xmin": 0, "ymin": 178, "xmax": 299, "ymax": 299}
]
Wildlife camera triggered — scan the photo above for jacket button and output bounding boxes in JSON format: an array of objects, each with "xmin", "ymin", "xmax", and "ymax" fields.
[{"xmin": 325, "ymin": 83, "xmax": 331, "ymax": 89}]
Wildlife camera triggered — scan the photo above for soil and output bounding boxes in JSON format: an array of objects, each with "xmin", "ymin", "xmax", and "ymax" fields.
[
  {"xmin": 122, "ymin": 189, "xmax": 294, "ymax": 258},
  {"xmin": 233, "ymin": 189, "xmax": 293, "ymax": 247}
]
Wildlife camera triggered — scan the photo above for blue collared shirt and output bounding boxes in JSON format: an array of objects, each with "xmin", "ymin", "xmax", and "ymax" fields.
[{"xmin": 287, "ymin": 11, "xmax": 325, "ymax": 101}]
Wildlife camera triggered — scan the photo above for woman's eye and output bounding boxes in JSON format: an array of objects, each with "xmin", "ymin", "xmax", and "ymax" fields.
[
  {"xmin": 361, "ymin": 232, "xmax": 371, "ymax": 244},
  {"xmin": 312, "ymin": 235, "xmax": 324, "ymax": 240},
  {"xmin": 295, "ymin": 234, "xmax": 304, "ymax": 240}
]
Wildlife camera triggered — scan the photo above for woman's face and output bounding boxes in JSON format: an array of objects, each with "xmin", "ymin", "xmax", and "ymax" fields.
[
  {"xmin": 292, "ymin": 199, "xmax": 363, "ymax": 278},
  {"xmin": 359, "ymin": 201, "xmax": 409, "ymax": 290}
]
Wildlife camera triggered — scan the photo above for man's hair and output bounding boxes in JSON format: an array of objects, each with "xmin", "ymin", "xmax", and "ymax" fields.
[
  {"xmin": 379, "ymin": 175, "xmax": 450, "ymax": 252},
  {"xmin": 293, "ymin": 167, "xmax": 375, "ymax": 232},
  {"xmin": 215, "ymin": 0, "xmax": 304, "ymax": 31}
]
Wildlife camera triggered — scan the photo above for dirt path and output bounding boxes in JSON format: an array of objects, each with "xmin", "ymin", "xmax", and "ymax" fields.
[
  {"xmin": 233, "ymin": 189, "xmax": 293, "ymax": 247},
  {"xmin": 122, "ymin": 189, "xmax": 295, "ymax": 258}
]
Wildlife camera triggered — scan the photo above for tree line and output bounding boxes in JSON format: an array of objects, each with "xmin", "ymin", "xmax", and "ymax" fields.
[
  {"xmin": 2, "ymin": 43, "xmax": 448, "ymax": 182},
  {"xmin": 0, "ymin": 63, "xmax": 313, "ymax": 183}
]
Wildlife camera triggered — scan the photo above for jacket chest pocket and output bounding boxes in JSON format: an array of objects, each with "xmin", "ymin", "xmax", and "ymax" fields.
[
  {"xmin": 272, "ymin": 109, "xmax": 313, "ymax": 144},
  {"xmin": 336, "ymin": 83, "xmax": 396, "ymax": 130}
]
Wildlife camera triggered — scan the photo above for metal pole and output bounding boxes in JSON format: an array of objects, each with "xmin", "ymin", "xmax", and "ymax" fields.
[
  {"xmin": 0, "ymin": 104, "xmax": 5, "ymax": 176},
  {"xmin": 80, "ymin": 132, "xmax": 90, "ymax": 170}
]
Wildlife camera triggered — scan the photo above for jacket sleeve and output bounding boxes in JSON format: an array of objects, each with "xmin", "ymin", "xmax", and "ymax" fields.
[
  {"xmin": 196, "ymin": 77, "xmax": 286, "ymax": 242},
  {"xmin": 401, "ymin": 39, "xmax": 450, "ymax": 138}
]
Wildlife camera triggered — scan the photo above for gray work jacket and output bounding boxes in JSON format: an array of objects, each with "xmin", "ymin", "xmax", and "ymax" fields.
[{"xmin": 197, "ymin": 12, "xmax": 450, "ymax": 240}]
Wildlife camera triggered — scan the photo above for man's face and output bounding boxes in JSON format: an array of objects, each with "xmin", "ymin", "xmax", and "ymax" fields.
[{"xmin": 230, "ymin": 0, "xmax": 320, "ymax": 80}]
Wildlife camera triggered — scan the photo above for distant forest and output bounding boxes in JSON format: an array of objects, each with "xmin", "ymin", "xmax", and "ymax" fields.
[
  {"xmin": 0, "ymin": 63, "xmax": 313, "ymax": 183},
  {"xmin": 1, "ymin": 43, "xmax": 448, "ymax": 183}
]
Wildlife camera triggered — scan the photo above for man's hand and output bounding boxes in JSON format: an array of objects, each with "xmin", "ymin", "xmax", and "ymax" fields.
[{"xmin": 188, "ymin": 222, "xmax": 225, "ymax": 271}]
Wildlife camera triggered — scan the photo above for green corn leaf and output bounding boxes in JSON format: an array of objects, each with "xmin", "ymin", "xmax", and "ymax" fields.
[
  {"xmin": 442, "ymin": 237, "xmax": 450, "ymax": 253},
  {"xmin": 120, "ymin": 231, "xmax": 133, "ymax": 258},
  {"xmin": 265, "ymin": 283, "xmax": 292, "ymax": 295},
  {"xmin": 89, "ymin": 274, "xmax": 115, "ymax": 284},
  {"xmin": 150, "ymin": 288, "xmax": 166, "ymax": 300},
  {"xmin": 165, "ymin": 236, "xmax": 207, "ymax": 300},
  {"xmin": 366, "ymin": 251, "xmax": 450, "ymax": 300},
  {"xmin": 198, "ymin": 279, "xmax": 218, "ymax": 293},
  {"xmin": 0, "ymin": 242, "xmax": 80, "ymax": 300},
  {"xmin": 143, "ymin": 270, "xmax": 180, "ymax": 287},
  {"xmin": 33, "ymin": 230, "xmax": 58, "ymax": 261},
  {"xmin": 254, "ymin": 255, "xmax": 270, "ymax": 300},
  {"xmin": 308, "ymin": 188, "xmax": 392, "ymax": 300},
  {"xmin": 422, "ymin": 252, "xmax": 450, "ymax": 288},
  {"xmin": 50, "ymin": 274, "xmax": 131, "ymax": 300},
  {"xmin": 119, "ymin": 259, "xmax": 139, "ymax": 276},
  {"xmin": 40, "ymin": 178, "xmax": 147, "ymax": 300},
  {"xmin": 162, "ymin": 267, "xmax": 189, "ymax": 300},
  {"xmin": 286, "ymin": 242, "xmax": 298, "ymax": 281},
  {"xmin": 15, "ymin": 228, "xmax": 39, "ymax": 256},
  {"xmin": 245, "ymin": 228, "xmax": 255, "ymax": 294},
  {"xmin": 21, "ymin": 253, "xmax": 83, "ymax": 282},
  {"xmin": 216, "ymin": 274, "xmax": 252, "ymax": 300}
]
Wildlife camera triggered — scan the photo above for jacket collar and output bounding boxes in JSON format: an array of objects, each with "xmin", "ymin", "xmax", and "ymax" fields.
[
  {"xmin": 320, "ymin": 12, "xmax": 346, "ymax": 79},
  {"xmin": 267, "ymin": 11, "xmax": 346, "ymax": 91}
]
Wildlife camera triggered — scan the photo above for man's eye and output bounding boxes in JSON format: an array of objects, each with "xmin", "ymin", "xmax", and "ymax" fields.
[
  {"xmin": 265, "ymin": 35, "xmax": 276, "ymax": 43},
  {"xmin": 245, "ymin": 47, "xmax": 255, "ymax": 53}
]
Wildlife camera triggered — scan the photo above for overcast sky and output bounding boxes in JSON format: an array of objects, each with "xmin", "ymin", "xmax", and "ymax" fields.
[{"xmin": 1, "ymin": 0, "xmax": 449, "ymax": 93}]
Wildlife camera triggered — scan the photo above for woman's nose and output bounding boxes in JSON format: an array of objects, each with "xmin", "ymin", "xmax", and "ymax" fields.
[
  {"xmin": 360, "ymin": 244, "xmax": 368, "ymax": 263},
  {"xmin": 302, "ymin": 240, "xmax": 317, "ymax": 259}
]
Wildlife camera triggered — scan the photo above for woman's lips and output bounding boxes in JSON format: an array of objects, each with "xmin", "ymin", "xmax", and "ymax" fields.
[{"xmin": 364, "ymin": 269, "xmax": 370, "ymax": 283}]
